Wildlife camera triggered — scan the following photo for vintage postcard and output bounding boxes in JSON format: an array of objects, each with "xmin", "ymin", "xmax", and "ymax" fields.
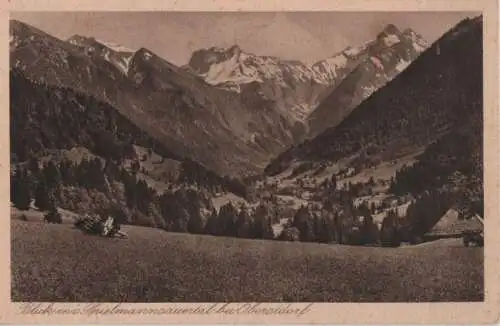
[{"xmin": 1, "ymin": 0, "xmax": 499, "ymax": 324}]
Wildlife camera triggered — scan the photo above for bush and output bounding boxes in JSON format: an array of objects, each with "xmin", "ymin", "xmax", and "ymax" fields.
[
  {"xmin": 44, "ymin": 206, "xmax": 62, "ymax": 224},
  {"xmin": 278, "ymin": 227, "xmax": 300, "ymax": 242}
]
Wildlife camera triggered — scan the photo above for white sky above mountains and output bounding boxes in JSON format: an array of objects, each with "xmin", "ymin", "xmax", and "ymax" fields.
[{"xmin": 11, "ymin": 11, "xmax": 478, "ymax": 66}]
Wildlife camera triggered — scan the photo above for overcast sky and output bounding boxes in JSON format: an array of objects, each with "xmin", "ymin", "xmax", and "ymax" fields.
[{"xmin": 11, "ymin": 11, "xmax": 479, "ymax": 66}]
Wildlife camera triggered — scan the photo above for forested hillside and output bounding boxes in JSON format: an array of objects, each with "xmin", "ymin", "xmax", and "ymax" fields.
[
  {"xmin": 266, "ymin": 16, "xmax": 482, "ymax": 174},
  {"xmin": 263, "ymin": 16, "xmax": 483, "ymax": 243},
  {"xmin": 10, "ymin": 69, "xmax": 265, "ymax": 236}
]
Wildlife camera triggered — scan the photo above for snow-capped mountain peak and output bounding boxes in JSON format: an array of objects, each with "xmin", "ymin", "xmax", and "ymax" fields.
[
  {"xmin": 186, "ymin": 23, "xmax": 428, "ymax": 126},
  {"xmin": 186, "ymin": 44, "xmax": 357, "ymax": 123},
  {"xmin": 67, "ymin": 35, "xmax": 135, "ymax": 53},
  {"xmin": 306, "ymin": 23, "xmax": 429, "ymax": 138},
  {"xmin": 188, "ymin": 43, "xmax": 353, "ymax": 89},
  {"xmin": 98, "ymin": 40, "xmax": 135, "ymax": 53},
  {"xmin": 401, "ymin": 28, "xmax": 429, "ymax": 52},
  {"xmin": 66, "ymin": 34, "xmax": 135, "ymax": 75},
  {"xmin": 380, "ymin": 23, "xmax": 401, "ymax": 36}
]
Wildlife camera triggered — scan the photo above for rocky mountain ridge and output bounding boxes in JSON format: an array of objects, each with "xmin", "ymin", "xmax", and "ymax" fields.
[
  {"xmin": 265, "ymin": 16, "xmax": 482, "ymax": 181},
  {"xmin": 187, "ymin": 24, "xmax": 427, "ymax": 132},
  {"xmin": 10, "ymin": 19, "xmax": 427, "ymax": 177}
]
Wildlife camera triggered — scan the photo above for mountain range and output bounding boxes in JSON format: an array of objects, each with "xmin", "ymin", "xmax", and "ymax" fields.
[
  {"xmin": 186, "ymin": 24, "xmax": 427, "ymax": 139},
  {"xmin": 10, "ymin": 19, "xmax": 427, "ymax": 176},
  {"xmin": 265, "ymin": 16, "xmax": 483, "ymax": 197}
]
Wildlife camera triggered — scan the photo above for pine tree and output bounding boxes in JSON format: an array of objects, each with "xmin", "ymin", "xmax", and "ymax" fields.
[
  {"xmin": 187, "ymin": 209, "xmax": 205, "ymax": 235},
  {"xmin": 334, "ymin": 211, "xmax": 343, "ymax": 244},
  {"xmin": 218, "ymin": 203, "xmax": 238, "ymax": 237},
  {"xmin": 261, "ymin": 216, "xmax": 275, "ymax": 240},
  {"xmin": 316, "ymin": 214, "xmax": 335, "ymax": 243},
  {"xmin": 357, "ymin": 201, "xmax": 371, "ymax": 217},
  {"xmin": 88, "ymin": 158, "xmax": 106, "ymax": 191},
  {"xmin": 34, "ymin": 180, "xmax": 51, "ymax": 211},
  {"xmin": 27, "ymin": 157, "xmax": 40, "ymax": 177},
  {"xmin": 292, "ymin": 205, "xmax": 309, "ymax": 241},
  {"xmin": 302, "ymin": 218, "xmax": 316, "ymax": 242},
  {"xmin": 331, "ymin": 174, "xmax": 337, "ymax": 190},
  {"xmin": 204, "ymin": 209, "xmax": 218, "ymax": 235},
  {"xmin": 136, "ymin": 179, "xmax": 152, "ymax": 214},
  {"xmin": 43, "ymin": 161, "xmax": 62, "ymax": 190},
  {"xmin": 59, "ymin": 159, "xmax": 76, "ymax": 185},
  {"xmin": 292, "ymin": 205, "xmax": 316, "ymax": 242},
  {"xmin": 76, "ymin": 159, "xmax": 89, "ymax": 187},
  {"xmin": 312, "ymin": 214, "xmax": 323, "ymax": 243},
  {"xmin": 235, "ymin": 209, "xmax": 252, "ymax": 238},
  {"xmin": 11, "ymin": 167, "xmax": 31, "ymax": 210},
  {"xmin": 360, "ymin": 215, "xmax": 378, "ymax": 245},
  {"xmin": 124, "ymin": 173, "xmax": 138, "ymax": 209},
  {"xmin": 380, "ymin": 210, "xmax": 400, "ymax": 247},
  {"xmin": 172, "ymin": 208, "xmax": 190, "ymax": 233}
]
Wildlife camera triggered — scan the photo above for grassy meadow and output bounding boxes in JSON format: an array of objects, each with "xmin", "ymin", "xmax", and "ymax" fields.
[{"xmin": 11, "ymin": 220, "xmax": 483, "ymax": 302}]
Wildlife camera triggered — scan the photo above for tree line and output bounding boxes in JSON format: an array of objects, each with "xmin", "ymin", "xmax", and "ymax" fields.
[
  {"xmin": 10, "ymin": 155, "xmax": 273, "ymax": 239},
  {"xmin": 12, "ymin": 155, "xmax": 405, "ymax": 245}
]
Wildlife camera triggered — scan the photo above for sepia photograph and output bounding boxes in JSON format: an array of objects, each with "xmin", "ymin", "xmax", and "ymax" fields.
[{"xmin": 8, "ymin": 7, "xmax": 489, "ymax": 307}]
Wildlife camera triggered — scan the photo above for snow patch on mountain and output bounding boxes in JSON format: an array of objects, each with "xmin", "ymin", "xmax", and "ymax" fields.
[
  {"xmin": 344, "ymin": 46, "xmax": 363, "ymax": 57},
  {"xmin": 66, "ymin": 35, "xmax": 137, "ymax": 75},
  {"xmin": 121, "ymin": 55, "xmax": 134, "ymax": 73},
  {"xmin": 289, "ymin": 103, "xmax": 316, "ymax": 121},
  {"xmin": 362, "ymin": 85, "xmax": 377, "ymax": 98},
  {"xmin": 310, "ymin": 53, "xmax": 349, "ymax": 84},
  {"xmin": 395, "ymin": 58, "xmax": 411, "ymax": 72},
  {"xmin": 190, "ymin": 45, "xmax": 352, "ymax": 89},
  {"xmin": 381, "ymin": 34, "xmax": 401, "ymax": 47},
  {"xmin": 370, "ymin": 56, "xmax": 385, "ymax": 70},
  {"xmin": 401, "ymin": 29, "xmax": 428, "ymax": 53},
  {"xmin": 101, "ymin": 48, "xmax": 134, "ymax": 75},
  {"xmin": 412, "ymin": 42, "xmax": 427, "ymax": 53},
  {"xmin": 98, "ymin": 40, "xmax": 135, "ymax": 53},
  {"xmin": 201, "ymin": 50, "xmax": 263, "ymax": 85}
]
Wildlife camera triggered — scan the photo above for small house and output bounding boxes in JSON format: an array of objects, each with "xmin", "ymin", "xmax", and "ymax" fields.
[{"xmin": 423, "ymin": 209, "xmax": 484, "ymax": 241}]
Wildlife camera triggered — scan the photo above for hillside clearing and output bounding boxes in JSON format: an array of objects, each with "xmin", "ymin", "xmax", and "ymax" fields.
[{"xmin": 12, "ymin": 220, "xmax": 483, "ymax": 302}]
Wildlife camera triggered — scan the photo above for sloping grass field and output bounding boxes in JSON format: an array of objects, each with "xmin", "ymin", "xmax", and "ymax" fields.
[{"xmin": 11, "ymin": 220, "xmax": 483, "ymax": 302}]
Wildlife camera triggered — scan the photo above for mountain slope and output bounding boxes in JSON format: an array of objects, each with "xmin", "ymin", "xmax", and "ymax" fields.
[
  {"xmin": 265, "ymin": 16, "xmax": 482, "ymax": 180},
  {"xmin": 306, "ymin": 25, "xmax": 428, "ymax": 138},
  {"xmin": 390, "ymin": 101, "xmax": 483, "ymax": 215},
  {"xmin": 10, "ymin": 69, "xmax": 246, "ymax": 192},
  {"xmin": 186, "ymin": 45, "xmax": 358, "ymax": 128},
  {"xmin": 187, "ymin": 24, "xmax": 427, "ymax": 142},
  {"xmin": 9, "ymin": 68, "xmax": 178, "ymax": 163},
  {"xmin": 67, "ymin": 35, "xmax": 136, "ymax": 75},
  {"xmin": 9, "ymin": 19, "xmax": 428, "ymax": 176},
  {"xmin": 10, "ymin": 20, "xmax": 275, "ymax": 175}
]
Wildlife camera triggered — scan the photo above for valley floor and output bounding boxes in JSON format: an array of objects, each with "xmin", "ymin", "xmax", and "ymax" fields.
[{"xmin": 11, "ymin": 220, "xmax": 483, "ymax": 302}]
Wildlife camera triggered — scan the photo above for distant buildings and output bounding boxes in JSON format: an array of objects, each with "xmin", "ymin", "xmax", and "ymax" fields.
[{"xmin": 423, "ymin": 209, "xmax": 484, "ymax": 241}]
